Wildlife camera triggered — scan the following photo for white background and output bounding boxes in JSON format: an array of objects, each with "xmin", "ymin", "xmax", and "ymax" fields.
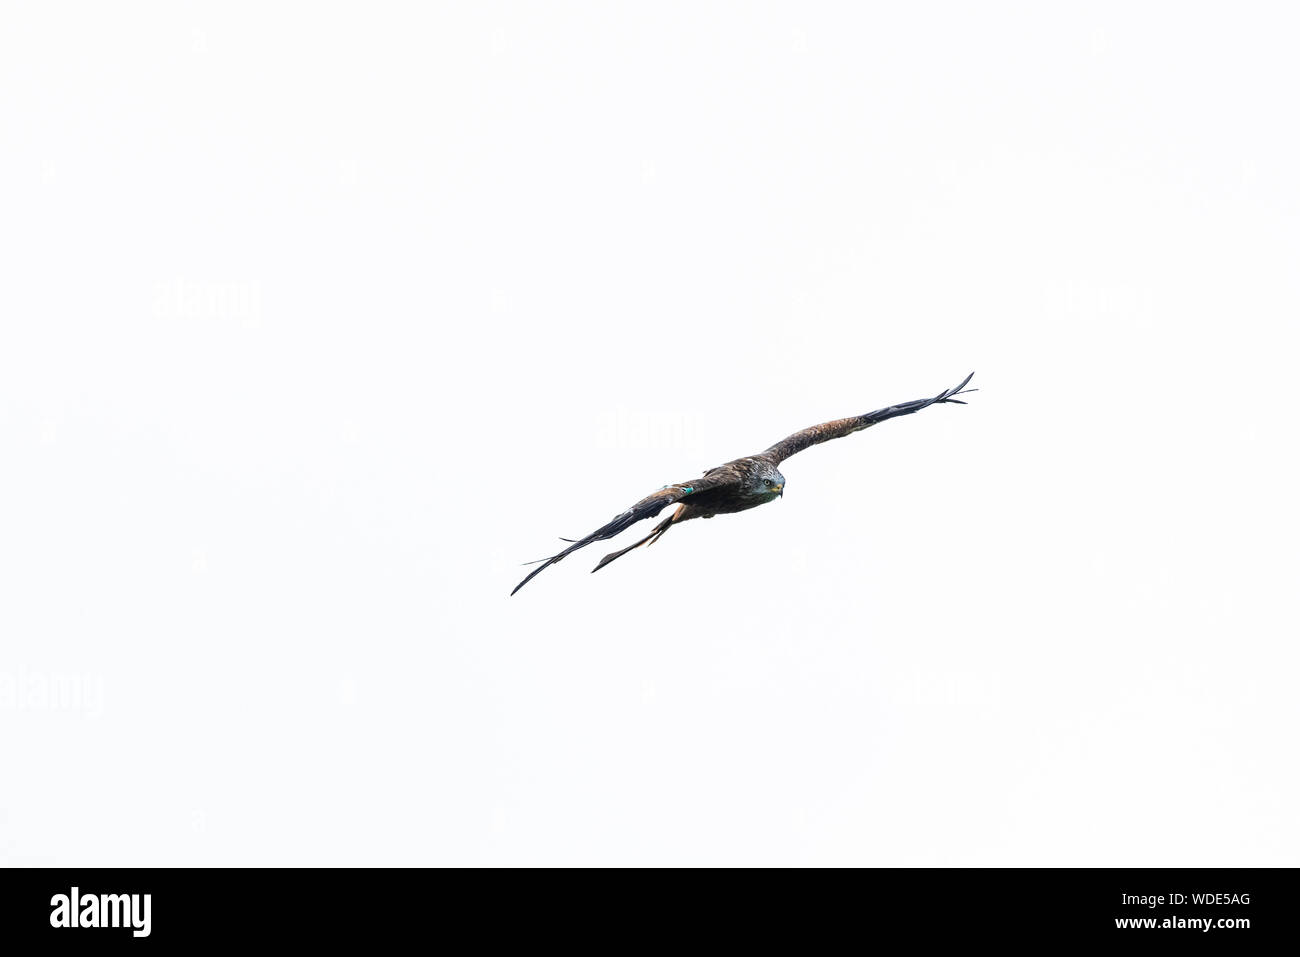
[{"xmin": 2, "ymin": 3, "xmax": 1297, "ymax": 866}]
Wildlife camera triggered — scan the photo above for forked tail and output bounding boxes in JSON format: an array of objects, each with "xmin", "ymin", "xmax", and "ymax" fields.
[{"xmin": 590, "ymin": 507, "xmax": 682, "ymax": 574}]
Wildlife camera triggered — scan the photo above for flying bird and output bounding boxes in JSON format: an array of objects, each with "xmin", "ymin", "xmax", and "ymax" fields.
[{"xmin": 512, "ymin": 372, "xmax": 975, "ymax": 595}]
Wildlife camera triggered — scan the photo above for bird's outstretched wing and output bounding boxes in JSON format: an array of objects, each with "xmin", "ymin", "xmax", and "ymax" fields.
[
  {"xmin": 510, "ymin": 472, "xmax": 737, "ymax": 595},
  {"xmin": 761, "ymin": 372, "xmax": 975, "ymax": 465}
]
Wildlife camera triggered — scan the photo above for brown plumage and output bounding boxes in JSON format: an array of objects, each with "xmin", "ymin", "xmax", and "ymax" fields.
[{"xmin": 511, "ymin": 373, "xmax": 975, "ymax": 595}]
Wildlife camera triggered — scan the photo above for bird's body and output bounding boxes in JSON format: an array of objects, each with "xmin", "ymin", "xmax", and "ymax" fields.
[
  {"xmin": 676, "ymin": 458, "xmax": 784, "ymax": 517},
  {"xmin": 512, "ymin": 373, "xmax": 974, "ymax": 595}
]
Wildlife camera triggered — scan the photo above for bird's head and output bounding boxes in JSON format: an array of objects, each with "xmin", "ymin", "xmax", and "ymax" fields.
[{"xmin": 748, "ymin": 463, "xmax": 785, "ymax": 500}]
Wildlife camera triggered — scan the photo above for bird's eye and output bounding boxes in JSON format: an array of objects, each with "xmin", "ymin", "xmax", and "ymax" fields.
[{"xmin": 763, "ymin": 478, "xmax": 773, "ymax": 487}]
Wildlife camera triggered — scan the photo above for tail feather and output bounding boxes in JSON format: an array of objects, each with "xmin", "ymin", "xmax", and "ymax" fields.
[{"xmin": 591, "ymin": 512, "xmax": 679, "ymax": 574}]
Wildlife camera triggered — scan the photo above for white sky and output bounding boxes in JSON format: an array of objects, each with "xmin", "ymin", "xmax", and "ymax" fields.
[{"xmin": 2, "ymin": 2, "xmax": 1297, "ymax": 866}]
